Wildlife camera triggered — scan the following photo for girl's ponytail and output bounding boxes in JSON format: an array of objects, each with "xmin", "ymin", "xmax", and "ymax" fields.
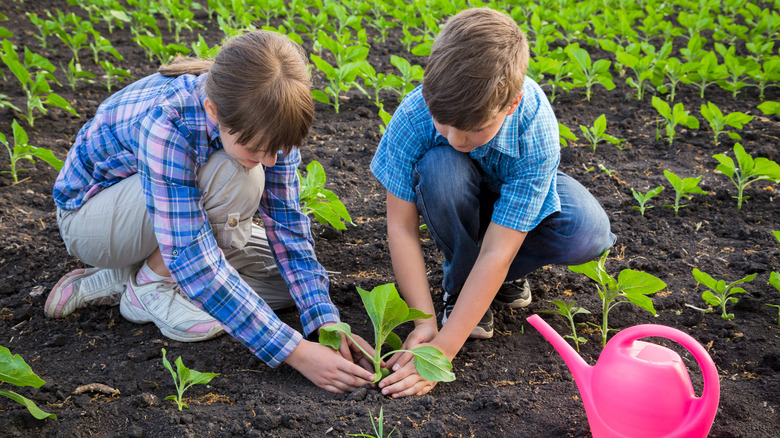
[{"xmin": 158, "ymin": 56, "xmax": 214, "ymax": 76}]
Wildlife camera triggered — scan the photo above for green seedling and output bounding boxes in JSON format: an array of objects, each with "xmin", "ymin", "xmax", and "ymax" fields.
[
  {"xmin": 746, "ymin": 56, "xmax": 780, "ymax": 100},
  {"xmin": 134, "ymin": 34, "xmax": 189, "ymax": 65},
  {"xmin": 310, "ymin": 33, "xmax": 369, "ymax": 113},
  {"xmin": 348, "ymin": 406, "xmax": 395, "ymax": 438},
  {"xmin": 579, "ymin": 114, "xmax": 625, "ymax": 152},
  {"xmin": 677, "ymin": 10, "xmax": 715, "ymax": 41},
  {"xmin": 566, "ymin": 45, "xmax": 615, "ymax": 102},
  {"xmin": 190, "ymin": 34, "xmax": 221, "ymax": 59},
  {"xmin": 2, "ymin": 120, "xmax": 64, "ymax": 183},
  {"xmin": 161, "ymin": 348, "xmax": 219, "ymax": 411},
  {"xmin": 540, "ymin": 300, "xmax": 591, "ymax": 352},
  {"xmin": 651, "ymin": 96, "xmax": 700, "ymax": 147},
  {"xmin": 50, "ymin": 10, "xmax": 92, "ymax": 63},
  {"xmin": 758, "ymin": 101, "xmax": 779, "ymax": 116},
  {"xmin": 663, "ymin": 170, "xmax": 707, "ymax": 216},
  {"xmin": 684, "ymin": 51, "xmax": 729, "ymax": 98},
  {"xmin": 713, "ymin": 143, "xmax": 780, "ymax": 210},
  {"xmin": 158, "ymin": 0, "xmax": 204, "ymax": 43},
  {"xmin": 99, "ymin": 60, "xmax": 132, "ymax": 92},
  {"xmin": 389, "ymin": 55, "xmax": 424, "ymax": 101},
  {"xmin": 700, "ymin": 102, "xmax": 754, "ymax": 146},
  {"xmin": 656, "ymin": 57, "xmax": 697, "ymax": 103},
  {"xmin": 298, "ymin": 160, "xmax": 353, "ymax": 230},
  {"xmin": 319, "ymin": 283, "xmax": 455, "ymax": 383},
  {"xmin": 0, "ymin": 346, "xmax": 56, "ymax": 419},
  {"xmin": 631, "ymin": 186, "xmax": 664, "ymax": 217},
  {"xmin": 26, "ymin": 12, "xmax": 56, "ymax": 48},
  {"xmin": 715, "ymin": 44, "xmax": 759, "ymax": 98},
  {"xmin": 527, "ymin": 56, "xmax": 573, "ymax": 103},
  {"xmin": 569, "ymin": 251, "xmax": 666, "ymax": 347},
  {"xmin": 692, "ymin": 268, "xmax": 757, "ymax": 321},
  {"xmin": 614, "ymin": 42, "xmax": 669, "ymax": 100},
  {"xmin": 558, "ymin": 122, "xmax": 578, "ymax": 147},
  {"xmin": 63, "ymin": 59, "xmax": 96, "ymax": 90},
  {"xmin": 88, "ymin": 28, "xmax": 124, "ymax": 65},
  {"xmin": 359, "ymin": 62, "xmax": 403, "ymax": 109}
]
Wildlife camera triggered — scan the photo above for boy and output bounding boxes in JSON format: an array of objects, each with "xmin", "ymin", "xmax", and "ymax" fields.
[{"xmin": 370, "ymin": 8, "xmax": 615, "ymax": 398}]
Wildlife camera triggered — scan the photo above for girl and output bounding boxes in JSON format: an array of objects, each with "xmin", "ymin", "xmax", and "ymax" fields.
[{"xmin": 45, "ymin": 30, "xmax": 374, "ymax": 393}]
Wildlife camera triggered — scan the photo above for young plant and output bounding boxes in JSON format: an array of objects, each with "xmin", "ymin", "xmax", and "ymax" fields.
[
  {"xmin": 746, "ymin": 56, "xmax": 780, "ymax": 100},
  {"xmin": 2, "ymin": 120, "xmax": 64, "ymax": 183},
  {"xmin": 614, "ymin": 42, "xmax": 669, "ymax": 100},
  {"xmin": 663, "ymin": 170, "xmax": 707, "ymax": 216},
  {"xmin": 566, "ymin": 45, "xmax": 615, "ymax": 102},
  {"xmin": 631, "ymin": 186, "xmax": 664, "ymax": 216},
  {"xmin": 298, "ymin": 160, "xmax": 353, "ymax": 230},
  {"xmin": 715, "ymin": 43, "xmax": 759, "ymax": 98},
  {"xmin": 569, "ymin": 251, "xmax": 666, "ymax": 347},
  {"xmin": 348, "ymin": 406, "xmax": 395, "ymax": 438},
  {"xmin": 700, "ymin": 102, "xmax": 754, "ymax": 146},
  {"xmin": 134, "ymin": 34, "xmax": 189, "ymax": 65},
  {"xmin": 389, "ymin": 55, "xmax": 424, "ymax": 101},
  {"xmin": 713, "ymin": 143, "xmax": 780, "ymax": 210},
  {"xmin": 310, "ymin": 33, "xmax": 369, "ymax": 113},
  {"xmin": 558, "ymin": 122, "xmax": 579, "ymax": 147},
  {"xmin": 63, "ymin": 59, "xmax": 96, "ymax": 90},
  {"xmin": 651, "ymin": 96, "xmax": 700, "ymax": 147},
  {"xmin": 358, "ymin": 62, "xmax": 403, "ymax": 109},
  {"xmin": 579, "ymin": 114, "xmax": 625, "ymax": 152},
  {"xmin": 25, "ymin": 12, "xmax": 57, "ymax": 48},
  {"xmin": 539, "ymin": 300, "xmax": 591, "ymax": 352},
  {"xmin": 319, "ymin": 283, "xmax": 455, "ymax": 383},
  {"xmin": 161, "ymin": 348, "xmax": 219, "ymax": 411},
  {"xmin": 692, "ymin": 269, "xmax": 757, "ymax": 321},
  {"xmin": 99, "ymin": 60, "xmax": 132, "ymax": 92},
  {"xmin": 0, "ymin": 346, "xmax": 56, "ymax": 420},
  {"xmin": 684, "ymin": 51, "xmax": 729, "ymax": 98},
  {"xmin": 656, "ymin": 57, "xmax": 697, "ymax": 103}
]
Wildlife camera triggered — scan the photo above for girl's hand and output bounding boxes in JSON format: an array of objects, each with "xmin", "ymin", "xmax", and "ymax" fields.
[
  {"xmin": 284, "ymin": 339, "xmax": 375, "ymax": 393},
  {"xmin": 378, "ymin": 343, "xmax": 438, "ymax": 398},
  {"xmin": 341, "ymin": 333, "xmax": 376, "ymax": 373},
  {"xmin": 385, "ymin": 323, "xmax": 438, "ymax": 371}
]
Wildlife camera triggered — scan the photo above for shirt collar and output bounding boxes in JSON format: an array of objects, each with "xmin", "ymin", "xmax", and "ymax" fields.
[{"xmin": 432, "ymin": 108, "xmax": 521, "ymax": 159}]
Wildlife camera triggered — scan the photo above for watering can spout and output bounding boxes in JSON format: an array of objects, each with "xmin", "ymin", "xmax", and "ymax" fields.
[{"xmin": 527, "ymin": 314, "xmax": 591, "ymax": 385}]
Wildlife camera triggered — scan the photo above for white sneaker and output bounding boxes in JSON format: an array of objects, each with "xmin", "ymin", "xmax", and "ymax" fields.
[
  {"xmin": 45, "ymin": 267, "xmax": 130, "ymax": 318},
  {"xmin": 120, "ymin": 275, "xmax": 224, "ymax": 342}
]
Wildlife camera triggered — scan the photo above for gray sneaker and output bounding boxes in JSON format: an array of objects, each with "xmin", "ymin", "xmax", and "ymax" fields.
[
  {"xmin": 45, "ymin": 267, "xmax": 130, "ymax": 318},
  {"xmin": 493, "ymin": 278, "xmax": 532, "ymax": 309},
  {"xmin": 441, "ymin": 293, "xmax": 494, "ymax": 339}
]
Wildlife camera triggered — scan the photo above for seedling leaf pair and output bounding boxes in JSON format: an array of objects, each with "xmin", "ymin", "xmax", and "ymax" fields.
[
  {"xmin": 713, "ymin": 143, "xmax": 780, "ymax": 210},
  {"xmin": 0, "ymin": 346, "xmax": 56, "ymax": 419},
  {"xmin": 320, "ymin": 283, "xmax": 455, "ymax": 383},
  {"xmin": 161, "ymin": 348, "xmax": 219, "ymax": 411},
  {"xmin": 692, "ymin": 269, "xmax": 757, "ymax": 320},
  {"xmin": 663, "ymin": 170, "xmax": 707, "ymax": 216},
  {"xmin": 298, "ymin": 161, "xmax": 353, "ymax": 230}
]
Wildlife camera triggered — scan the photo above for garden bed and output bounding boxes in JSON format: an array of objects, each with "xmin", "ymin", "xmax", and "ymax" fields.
[{"xmin": 1, "ymin": 1, "xmax": 779, "ymax": 437}]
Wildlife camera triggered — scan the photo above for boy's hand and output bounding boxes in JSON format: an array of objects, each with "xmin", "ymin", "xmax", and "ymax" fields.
[
  {"xmin": 284, "ymin": 339, "xmax": 375, "ymax": 394},
  {"xmin": 385, "ymin": 323, "xmax": 437, "ymax": 371},
  {"xmin": 378, "ymin": 342, "xmax": 438, "ymax": 398}
]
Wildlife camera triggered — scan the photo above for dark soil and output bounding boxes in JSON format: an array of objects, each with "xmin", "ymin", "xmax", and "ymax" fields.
[{"xmin": 1, "ymin": 2, "xmax": 779, "ymax": 437}]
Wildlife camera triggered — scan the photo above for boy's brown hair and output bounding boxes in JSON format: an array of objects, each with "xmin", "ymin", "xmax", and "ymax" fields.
[
  {"xmin": 423, "ymin": 8, "xmax": 529, "ymax": 131},
  {"xmin": 159, "ymin": 31, "xmax": 314, "ymax": 155}
]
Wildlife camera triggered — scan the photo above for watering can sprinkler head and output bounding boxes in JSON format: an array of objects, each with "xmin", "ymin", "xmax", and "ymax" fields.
[{"xmin": 526, "ymin": 314, "xmax": 720, "ymax": 438}]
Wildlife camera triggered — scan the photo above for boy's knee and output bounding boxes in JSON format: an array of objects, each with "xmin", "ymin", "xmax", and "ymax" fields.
[
  {"xmin": 198, "ymin": 150, "xmax": 265, "ymax": 249},
  {"xmin": 415, "ymin": 147, "xmax": 479, "ymax": 198}
]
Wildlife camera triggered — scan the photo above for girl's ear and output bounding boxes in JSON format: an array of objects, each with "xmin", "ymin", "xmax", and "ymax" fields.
[{"xmin": 204, "ymin": 98, "xmax": 219, "ymax": 123}]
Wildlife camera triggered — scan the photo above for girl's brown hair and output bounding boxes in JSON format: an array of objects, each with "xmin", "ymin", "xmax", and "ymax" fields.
[
  {"xmin": 422, "ymin": 8, "xmax": 529, "ymax": 131},
  {"xmin": 159, "ymin": 31, "xmax": 314, "ymax": 155}
]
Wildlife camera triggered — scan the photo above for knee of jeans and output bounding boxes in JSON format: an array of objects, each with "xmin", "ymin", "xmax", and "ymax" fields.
[
  {"xmin": 568, "ymin": 212, "xmax": 615, "ymax": 265},
  {"xmin": 415, "ymin": 147, "xmax": 479, "ymax": 203}
]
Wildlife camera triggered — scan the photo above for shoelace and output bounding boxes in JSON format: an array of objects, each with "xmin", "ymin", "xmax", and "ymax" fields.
[{"xmin": 154, "ymin": 281, "xmax": 187, "ymax": 320}]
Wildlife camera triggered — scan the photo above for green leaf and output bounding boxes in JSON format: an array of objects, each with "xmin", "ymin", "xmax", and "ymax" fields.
[
  {"xmin": 692, "ymin": 268, "xmax": 720, "ymax": 291},
  {"xmin": 617, "ymin": 269, "xmax": 667, "ymax": 296},
  {"xmin": 0, "ymin": 389, "xmax": 56, "ymax": 419},
  {"xmin": 318, "ymin": 322, "xmax": 352, "ymax": 350},
  {"xmin": 411, "ymin": 346, "xmax": 455, "ymax": 382},
  {"xmin": 0, "ymin": 346, "xmax": 46, "ymax": 388},
  {"xmin": 701, "ymin": 290, "xmax": 721, "ymax": 306},
  {"xmin": 385, "ymin": 332, "xmax": 403, "ymax": 351},
  {"xmin": 311, "ymin": 89, "xmax": 330, "ymax": 105}
]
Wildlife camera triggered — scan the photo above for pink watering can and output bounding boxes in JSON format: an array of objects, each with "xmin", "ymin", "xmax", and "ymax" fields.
[{"xmin": 527, "ymin": 314, "xmax": 720, "ymax": 438}]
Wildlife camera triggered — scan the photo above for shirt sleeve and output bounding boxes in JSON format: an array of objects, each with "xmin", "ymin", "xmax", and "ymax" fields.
[
  {"xmin": 259, "ymin": 147, "xmax": 340, "ymax": 338},
  {"xmin": 136, "ymin": 107, "xmax": 303, "ymax": 367},
  {"xmin": 491, "ymin": 94, "xmax": 561, "ymax": 232},
  {"xmin": 370, "ymin": 106, "xmax": 424, "ymax": 203}
]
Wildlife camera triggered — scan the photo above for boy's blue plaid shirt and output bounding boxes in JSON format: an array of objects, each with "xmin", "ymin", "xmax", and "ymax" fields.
[
  {"xmin": 53, "ymin": 73, "xmax": 338, "ymax": 367},
  {"xmin": 371, "ymin": 77, "xmax": 561, "ymax": 233}
]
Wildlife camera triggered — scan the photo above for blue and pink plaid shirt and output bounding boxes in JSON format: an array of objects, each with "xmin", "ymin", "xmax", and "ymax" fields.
[
  {"xmin": 371, "ymin": 77, "xmax": 561, "ymax": 233},
  {"xmin": 53, "ymin": 73, "xmax": 338, "ymax": 367}
]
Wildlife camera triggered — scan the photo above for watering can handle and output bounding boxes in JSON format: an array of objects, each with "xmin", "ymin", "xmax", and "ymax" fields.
[{"xmin": 613, "ymin": 325, "xmax": 720, "ymax": 415}]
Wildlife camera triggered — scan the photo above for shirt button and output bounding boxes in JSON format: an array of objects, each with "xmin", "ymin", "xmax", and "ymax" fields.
[
  {"xmin": 228, "ymin": 217, "xmax": 238, "ymax": 227},
  {"xmin": 172, "ymin": 250, "xmax": 179, "ymax": 256}
]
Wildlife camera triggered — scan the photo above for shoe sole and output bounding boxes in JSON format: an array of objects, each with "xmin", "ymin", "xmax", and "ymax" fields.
[
  {"xmin": 469, "ymin": 327, "xmax": 493, "ymax": 339},
  {"xmin": 494, "ymin": 294, "xmax": 532, "ymax": 309},
  {"xmin": 120, "ymin": 285, "xmax": 224, "ymax": 343},
  {"xmin": 45, "ymin": 268, "xmax": 88, "ymax": 318}
]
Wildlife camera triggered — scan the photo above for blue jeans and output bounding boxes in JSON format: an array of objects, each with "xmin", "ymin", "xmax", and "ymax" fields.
[{"xmin": 413, "ymin": 146, "xmax": 616, "ymax": 296}]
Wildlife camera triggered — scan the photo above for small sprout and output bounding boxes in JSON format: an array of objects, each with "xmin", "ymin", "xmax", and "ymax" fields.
[
  {"xmin": 348, "ymin": 406, "xmax": 395, "ymax": 438},
  {"xmin": 298, "ymin": 161, "xmax": 353, "ymax": 230},
  {"xmin": 700, "ymin": 102, "xmax": 754, "ymax": 146},
  {"xmin": 651, "ymin": 96, "xmax": 699, "ymax": 147},
  {"xmin": 713, "ymin": 143, "xmax": 780, "ymax": 211},
  {"xmin": 663, "ymin": 170, "xmax": 707, "ymax": 216},
  {"xmin": 579, "ymin": 114, "xmax": 625, "ymax": 152},
  {"xmin": 161, "ymin": 348, "xmax": 219, "ymax": 411},
  {"xmin": 692, "ymin": 268, "xmax": 757, "ymax": 320},
  {"xmin": 539, "ymin": 300, "xmax": 591, "ymax": 352},
  {"xmin": 631, "ymin": 186, "xmax": 664, "ymax": 217}
]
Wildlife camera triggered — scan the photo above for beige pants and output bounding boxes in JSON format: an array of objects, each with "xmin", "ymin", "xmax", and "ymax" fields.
[{"xmin": 57, "ymin": 150, "xmax": 294, "ymax": 310}]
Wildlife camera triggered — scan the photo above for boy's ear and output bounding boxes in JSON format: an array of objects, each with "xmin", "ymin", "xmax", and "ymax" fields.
[
  {"xmin": 505, "ymin": 93, "xmax": 523, "ymax": 116},
  {"xmin": 204, "ymin": 98, "xmax": 219, "ymax": 123}
]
